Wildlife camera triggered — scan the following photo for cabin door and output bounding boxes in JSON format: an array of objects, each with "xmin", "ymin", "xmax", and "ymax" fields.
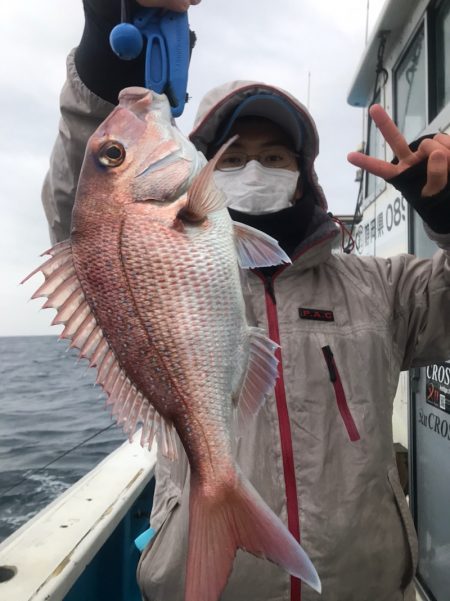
[{"xmin": 409, "ymin": 212, "xmax": 450, "ymax": 601}]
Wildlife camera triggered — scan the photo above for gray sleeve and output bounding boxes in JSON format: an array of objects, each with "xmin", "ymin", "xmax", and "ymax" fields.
[
  {"xmin": 389, "ymin": 229, "xmax": 450, "ymax": 370},
  {"xmin": 345, "ymin": 230, "xmax": 450, "ymax": 371},
  {"xmin": 42, "ymin": 49, "xmax": 114, "ymax": 243}
]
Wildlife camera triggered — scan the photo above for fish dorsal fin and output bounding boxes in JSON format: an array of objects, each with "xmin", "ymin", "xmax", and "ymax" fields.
[
  {"xmin": 182, "ymin": 136, "xmax": 238, "ymax": 221},
  {"xmin": 235, "ymin": 327, "xmax": 279, "ymax": 435},
  {"xmin": 233, "ymin": 222, "xmax": 292, "ymax": 269},
  {"xmin": 23, "ymin": 241, "xmax": 178, "ymax": 461}
]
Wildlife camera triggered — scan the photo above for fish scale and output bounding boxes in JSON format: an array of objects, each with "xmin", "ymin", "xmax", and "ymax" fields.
[
  {"xmin": 121, "ymin": 220, "xmax": 241, "ymax": 398},
  {"xmin": 24, "ymin": 86, "xmax": 321, "ymax": 600}
]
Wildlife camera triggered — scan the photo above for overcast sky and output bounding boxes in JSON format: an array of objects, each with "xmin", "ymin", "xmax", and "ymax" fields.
[{"xmin": 0, "ymin": 0, "xmax": 386, "ymax": 337}]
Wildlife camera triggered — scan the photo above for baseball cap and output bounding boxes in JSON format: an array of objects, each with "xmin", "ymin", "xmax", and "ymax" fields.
[{"xmin": 214, "ymin": 93, "xmax": 303, "ymax": 152}]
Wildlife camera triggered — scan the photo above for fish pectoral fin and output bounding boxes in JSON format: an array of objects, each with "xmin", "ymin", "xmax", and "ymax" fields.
[
  {"xmin": 234, "ymin": 328, "xmax": 279, "ymax": 435},
  {"xmin": 183, "ymin": 136, "xmax": 238, "ymax": 220},
  {"xmin": 233, "ymin": 222, "xmax": 292, "ymax": 268}
]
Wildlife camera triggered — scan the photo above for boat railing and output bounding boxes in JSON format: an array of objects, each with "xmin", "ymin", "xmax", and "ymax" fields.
[{"xmin": 0, "ymin": 433, "xmax": 156, "ymax": 601}]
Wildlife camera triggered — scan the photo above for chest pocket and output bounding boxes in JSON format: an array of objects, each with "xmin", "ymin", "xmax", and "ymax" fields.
[{"xmin": 321, "ymin": 345, "xmax": 361, "ymax": 442}]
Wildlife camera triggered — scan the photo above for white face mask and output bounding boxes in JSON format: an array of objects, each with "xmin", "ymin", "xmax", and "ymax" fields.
[{"xmin": 213, "ymin": 160, "xmax": 300, "ymax": 215}]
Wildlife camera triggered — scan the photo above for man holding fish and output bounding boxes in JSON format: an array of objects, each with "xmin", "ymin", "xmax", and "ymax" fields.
[{"xmin": 37, "ymin": 1, "xmax": 450, "ymax": 600}]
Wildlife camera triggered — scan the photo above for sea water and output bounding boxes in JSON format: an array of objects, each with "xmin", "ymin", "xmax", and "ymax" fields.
[{"xmin": 0, "ymin": 336, "xmax": 124, "ymax": 542}]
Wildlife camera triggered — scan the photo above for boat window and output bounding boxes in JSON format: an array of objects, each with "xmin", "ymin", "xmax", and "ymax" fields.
[
  {"xmin": 429, "ymin": 0, "xmax": 450, "ymax": 119},
  {"xmin": 365, "ymin": 92, "xmax": 384, "ymax": 201},
  {"xmin": 394, "ymin": 25, "xmax": 427, "ymax": 142}
]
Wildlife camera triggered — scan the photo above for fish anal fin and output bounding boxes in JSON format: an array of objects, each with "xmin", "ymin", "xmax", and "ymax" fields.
[
  {"xmin": 185, "ymin": 471, "xmax": 321, "ymax": 601},
  {"xmin": 235, "ymin": 328, "xmax": 279, "ymax": 435},
  {"xmin": 183, "ymin": 136, "xmax": 238, "ymax": 221},
  {"xmin": 233, "ymin": 222, "xmax": 291, "ymax": 269}
]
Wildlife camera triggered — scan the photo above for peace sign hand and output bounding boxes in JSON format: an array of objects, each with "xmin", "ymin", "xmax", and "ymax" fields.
[{"xmin": 347, "ymin": 105, "xmax": 450, "ymax": 198}]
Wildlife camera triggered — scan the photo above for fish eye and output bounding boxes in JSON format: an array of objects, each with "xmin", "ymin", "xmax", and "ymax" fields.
[{"xmin": 98, "ymin": 141, "xmax": 126, "ymax": 167}]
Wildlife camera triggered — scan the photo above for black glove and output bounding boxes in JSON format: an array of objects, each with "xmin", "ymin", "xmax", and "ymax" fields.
[
  {"xmin": 75, "ymin": 1, "xmax": 196, "ymax": 105},
  {"xmin": 75, "ymin": 0, "xmax": 145, "ymax": 104},
  {"xmin": 388, "ymin": 135, "xmax": 450, "ymax": 235}
]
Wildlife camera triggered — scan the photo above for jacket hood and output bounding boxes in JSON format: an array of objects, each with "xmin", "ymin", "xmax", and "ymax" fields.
[{"xmin": 189, "ymin": 80, "xmax": 328, "ymax": 210}]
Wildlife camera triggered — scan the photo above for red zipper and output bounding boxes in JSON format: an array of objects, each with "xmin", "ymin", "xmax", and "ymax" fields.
[
  {"xmin": 321, "ymin": 346, "xmax": 360, "ymax": 442},
  {"xmin": 255, "ymin": 231, "xmax": 339, "ymax": 600},
  {"xmin": 263, "ymin": 277, "xmax": 302, "ymax": 601}
]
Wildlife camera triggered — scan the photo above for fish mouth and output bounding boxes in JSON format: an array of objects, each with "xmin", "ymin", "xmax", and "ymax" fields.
[{"xmin": 118, "ymin": 87, "xmax": 153, "ymax": 119}]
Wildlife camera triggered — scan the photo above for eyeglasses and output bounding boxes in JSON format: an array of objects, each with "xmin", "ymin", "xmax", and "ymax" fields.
[{"xmin": 216, "ymin": 145, "xmax": 299, "ymax": 172}]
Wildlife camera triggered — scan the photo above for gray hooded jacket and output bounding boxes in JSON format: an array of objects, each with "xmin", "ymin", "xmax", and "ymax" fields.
[{"xmin": 42, "ymin": 55, "xmax": 450, "ymax": 601}]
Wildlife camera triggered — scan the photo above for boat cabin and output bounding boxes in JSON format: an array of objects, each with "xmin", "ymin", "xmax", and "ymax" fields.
[{"xmin": 348, "ymin": 1, "xmax": 450, "ymax": 599}]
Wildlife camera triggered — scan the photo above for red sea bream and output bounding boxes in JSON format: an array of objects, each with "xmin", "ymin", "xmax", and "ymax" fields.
[{"xmin": 24, "ymin": 87, "xmax": 321, "ymax": 600}]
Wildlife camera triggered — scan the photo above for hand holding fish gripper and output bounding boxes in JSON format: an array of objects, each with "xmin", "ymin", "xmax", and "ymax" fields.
[{"xmin": 110, "ymin": 0, "xmax": 191, "ymax": 117}]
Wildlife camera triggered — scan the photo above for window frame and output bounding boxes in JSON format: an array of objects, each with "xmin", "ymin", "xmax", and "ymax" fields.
[
  {"xmin": 393, "ymin": 19, "xmax": 428, "ymax": 143},
  {"xmin": 362, "ymin": 90, "xmax": 387, "ymax": 210},
  {"xmin": 360, "ymin": 0, "xmax": 450, "ymax": 205},
  {"xmin": 428, "ymin": 0, "xmax": 450, "ymax": 121}
]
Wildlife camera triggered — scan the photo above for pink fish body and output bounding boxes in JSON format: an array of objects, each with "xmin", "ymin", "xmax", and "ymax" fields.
[{"xmin": 25, "ymin": 88, "xmax": 321, "ymax": 600}]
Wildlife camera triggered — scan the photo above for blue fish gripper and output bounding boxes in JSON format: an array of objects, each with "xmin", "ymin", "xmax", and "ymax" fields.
[{"xmin": 110, "ymin": 7, "xmax": 191, "ymax": 118}]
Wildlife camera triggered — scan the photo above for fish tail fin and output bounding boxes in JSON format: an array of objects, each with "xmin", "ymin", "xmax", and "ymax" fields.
[{"xmin": 185, "ymin": 472, "xmax": 321, "ymax": 601}]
